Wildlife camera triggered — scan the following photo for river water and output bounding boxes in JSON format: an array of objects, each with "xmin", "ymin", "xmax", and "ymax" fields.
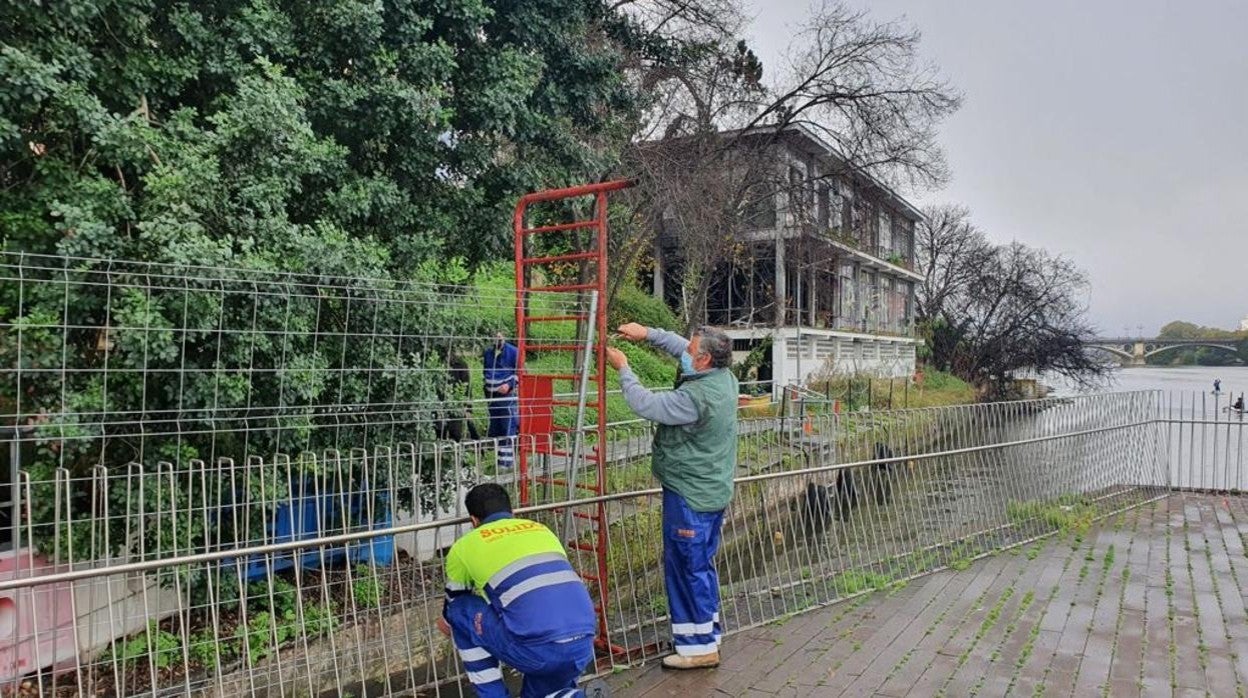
[
  {"xmin": 1049, "ymin": 365, "xmax": 1248, "ymax": 400},
  {"xmin": 1044, "ymin": 365, "xmax": 1248, "ymax": 490},
  {"xmin": 868, "ymin": 366, "xmax": 1248, "ymax": 568}
]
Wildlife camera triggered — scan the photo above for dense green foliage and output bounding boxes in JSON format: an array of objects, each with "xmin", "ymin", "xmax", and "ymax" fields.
[
  {"xmin": 0, "ymin": 0, "xmax": 652, "ymax": 568},
  {"xmin": 0, "ymin": 0, "xmax": 636, "ymax": 266}
]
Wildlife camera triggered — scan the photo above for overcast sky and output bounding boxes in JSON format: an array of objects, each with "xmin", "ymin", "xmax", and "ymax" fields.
[{"xmin": 745, "ymin": 0, "xmax": 1248, "ymax": 336}]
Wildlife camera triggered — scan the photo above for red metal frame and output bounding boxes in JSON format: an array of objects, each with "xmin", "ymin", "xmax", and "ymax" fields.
[{"xmin": 512, "ymin": 179, "xmax": 633, "ymax": 656}]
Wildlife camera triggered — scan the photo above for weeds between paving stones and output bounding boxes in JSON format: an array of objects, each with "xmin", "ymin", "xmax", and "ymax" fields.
[
  {"xmin": 880, "ymin": 589, "xmax": 954, "ymax": 679},
  {"xmin": 1135, "ymin": 501, "xmax": 1157, "ymax": 695},
  {"xmin": 1186, "ymin": 498, "xmax": 1245, "ymax": 697},
  {"xmin": 970, "ymin": 587, "xmax": 1036, "ymax": 696},
  {"xmin": 823, "ymin": 583, "xmax": 909, "ymax": 678},
  {"xmin": 1019, "ymin": 532, "xmax": 1100, "ymax": 695},
  {"xmin": 990, "ymin": 589, "xmax": 1036, "ymax": 665},
  {"xmin": 1067, "ymin": 515, "xmax": 1130, "ymax": 695},
  {"xmin": 1165, "ymin": 501, "xmax": 1178, "ymax": 692},
  {"xmin": 1066, "ymin": 518, "xmax": 1132, "ymax": 694},
  {"xmin": 1180, "ymin": 516, "xmax": 1210, "ymax": 672},
  {"xmin": 1099, "ymin": 508, "xmax": 1144, "ymax": 698},
  {"xmin": 798, "ymin": 596, "xmax": 878, "ymax": 687},
  {"xmin": 1208, "ymin": 501, "xmax": 1248, "ymax": 698},
  {"xmin": 1196, "ymin": 502, "xmax": 1242, "ymax": 697},
  {"xmin": 937, "ymin": 557, "xmax": 1045, "ymax": 698},
  {"xmin": 893, "ymin": 496, "xmax": 1128, "ymax": 698},
  {"xmin": 877, "ymin": 564, "xmax": 974, "ymax": 689},
  {"xmin": 913, "ymin": 553, "xmax": 1034, "ymax": 697},
  {"xmin": 930, "ymin": 586, "xmax": 1015, "ymax": 697},
  {"xmin": 1008, "ymin": 584, "xmax": 1057, "ymax": 687},
  {"xmin": 1073, "ymin": 511, "xmax": 1143, "ymax": 694}
]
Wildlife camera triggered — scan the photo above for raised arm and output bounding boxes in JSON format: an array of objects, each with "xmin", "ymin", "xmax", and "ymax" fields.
[
  {"xmin": 645, "ymin": 327, "xmax": 690, "ymax": 359},
  {"xmin": 617, "ymin": 322, "xmax": 688, "ymax": 359},
  {"xmin": 608, "ymin": 348, "xmax": 698, "ymax": 426}
]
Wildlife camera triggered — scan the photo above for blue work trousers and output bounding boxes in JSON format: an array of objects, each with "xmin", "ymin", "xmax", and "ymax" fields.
[
  {"xmin": 445, "ymin": 594, "xmax": 593, "ymax": 698},
  {"xmin": 486, "ymin": 394, "xmax": 518, "ymax": 467},
  {"xmin": 662, "ymin": 488, "xmax": 724, "ymax": 656}
]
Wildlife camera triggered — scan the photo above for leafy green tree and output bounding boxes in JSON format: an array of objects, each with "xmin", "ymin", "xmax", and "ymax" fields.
[
  {"xmin": 1, "ymin": 0, "xmax": 638, "ymax": 266},
  {"xmin": 1152, "ymin": 321, "xmax": 1247, "ymax": 365},
  {"xmin": 0, "ymin": 0, "xmax": 649, "ymax": 565}
]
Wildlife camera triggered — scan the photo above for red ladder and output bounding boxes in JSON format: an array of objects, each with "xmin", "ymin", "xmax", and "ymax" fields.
[{"xmin": 513, "ymin": 179, "xmax": 634, "ymax": 658}]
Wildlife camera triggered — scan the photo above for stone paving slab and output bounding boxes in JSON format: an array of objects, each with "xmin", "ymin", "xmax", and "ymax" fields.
[{"xmin": 605, "ymin": 493, "xmax": 1248, "ymax": 697}]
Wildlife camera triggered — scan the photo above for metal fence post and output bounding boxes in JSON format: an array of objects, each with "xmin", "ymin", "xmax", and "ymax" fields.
[{"xmin": 1, "ymin": 427, "xmax": 17, "ymax": 555}]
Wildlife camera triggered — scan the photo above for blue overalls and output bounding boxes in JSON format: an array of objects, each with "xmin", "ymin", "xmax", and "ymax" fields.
[
  {"xmin": 663, "ymin": 488, "xmax": 724, "ymax": 656},
  {"xmin": 484, "ymin": 342, "xmax": 519, "ymax": 467},
  {"xmin": 443, "ymin": 512, "xmax": 596, "ymax": 698}
]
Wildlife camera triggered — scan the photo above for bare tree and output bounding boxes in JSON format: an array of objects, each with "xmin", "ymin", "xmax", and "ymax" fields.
[
  {"xmin": 914, "ymin": 204, "xmax": 994, "ymax": 323},
  {"xmin": 754, "ymin": 4, "xmax": 960, "ymax": 189},
  {"xmin": 617, "ymin": 1, "xmax": 962, "ymax": 329},
  {"xmin": 956, "ymin": 243, "xmax": 1111, "ymax": 395},
  {"xmin": 916, "ymin": 219, "xmax": 1111, "ymax": 396}
]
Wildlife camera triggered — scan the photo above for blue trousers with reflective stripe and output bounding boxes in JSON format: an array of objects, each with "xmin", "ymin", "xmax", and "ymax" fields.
[
  {"xmin": 486, "ymin": 394, "xmax": 518, "ymax": 468},
  {"xmin": 662, "ymin": 488, "xmax": 724, "ymax": 656},
  {"xmin": 445, "ymin": 594, "xmax": 593, "ymax": 698}
]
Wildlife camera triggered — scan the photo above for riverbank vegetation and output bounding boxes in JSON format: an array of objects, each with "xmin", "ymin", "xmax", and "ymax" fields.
[{"xmin": 1147, "ymin": 321, "xmax": 1248, "ymax": 366}]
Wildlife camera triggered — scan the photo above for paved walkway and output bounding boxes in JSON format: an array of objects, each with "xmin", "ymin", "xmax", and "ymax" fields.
[{"xmin": 605, "ymin": 493, "xmax": 1248, "ymax": 697}]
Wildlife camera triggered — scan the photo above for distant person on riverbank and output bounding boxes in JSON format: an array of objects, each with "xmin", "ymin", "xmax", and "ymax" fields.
[
  {"xmin": 1214, "ymin": 379, "xmax": 1222, "ymax": 393},
  {"xmin": 1233, "ymin": 395, "xmax": 1244, "ymax": 412},
  {"xmin": 606, "ymin": 322, "xmax": 738, "ymax": 670}
]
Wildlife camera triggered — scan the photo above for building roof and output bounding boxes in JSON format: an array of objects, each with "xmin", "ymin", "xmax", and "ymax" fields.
[{"xmin": 715, "ymin": 122, "xmax": 926, "ymax": 223}]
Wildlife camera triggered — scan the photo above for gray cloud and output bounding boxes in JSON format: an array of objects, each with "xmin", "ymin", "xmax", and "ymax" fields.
[{"xmin": 745, "ymin": 0, "xmax": 1248, "ymax": 334}]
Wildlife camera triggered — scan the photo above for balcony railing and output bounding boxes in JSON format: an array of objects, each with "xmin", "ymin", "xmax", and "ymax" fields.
[
  {"xmin": 811, "ymin": 227, "xmax": 917, "ymax": 274},
  {"xmin": 870, "ymin": 245, "xmax": 914, "ymax": 270},
  {"xmin": 779, "ymin": 308, "xmax": 915, "ymax": 337}
]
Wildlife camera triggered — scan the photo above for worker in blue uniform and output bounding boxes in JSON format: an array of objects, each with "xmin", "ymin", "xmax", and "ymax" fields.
[
  {"xmin": 437, "ymin": 483, "xmax": 597, "ymax": 698},
  {"xmin": 607, "ymin": 323, "xmax": 738, "ymax": 669},
  {"xmin": 484, "ymin": 334, "xmax": 520, "ymax": 468}
]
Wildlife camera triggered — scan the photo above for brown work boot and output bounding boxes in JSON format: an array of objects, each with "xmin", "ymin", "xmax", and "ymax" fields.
[{"xmin": 662, "ymin": 651, "xmax": 720, "ymax": 669}]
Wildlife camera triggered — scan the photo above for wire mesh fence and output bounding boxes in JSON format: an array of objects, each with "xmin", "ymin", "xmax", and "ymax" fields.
[
  {"xmin": 0, "ymin": 251, "xmax": 607, "ymax": 459},
  {"xmin": 4, "ymin": 253, "xmax": 1246, "ymax": 697},
  {"xmin": 0, "ymin": 251, "xmax": 596, "ymax": 695},
  {"xmin": 1, "ymin": 389, "xmax": 1203, "ymax": 697}
]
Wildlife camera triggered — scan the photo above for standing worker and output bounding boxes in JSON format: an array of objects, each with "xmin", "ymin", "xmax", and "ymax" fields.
[
  {"xmin": 606, "ymin": 323, "xmax": 738, "ymax": 669},
  {"xmin": 438, "ymin": 483, "xmax": 597, "ymax": 697},
  {"xmin": 484, "ymin": 333, "xmax": 520, "ymax": 468}
]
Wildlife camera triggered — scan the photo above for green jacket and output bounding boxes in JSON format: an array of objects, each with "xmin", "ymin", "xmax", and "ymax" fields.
[{"xmin": 651, "ymin": 368, "xmax": 739, "ymax": 511}]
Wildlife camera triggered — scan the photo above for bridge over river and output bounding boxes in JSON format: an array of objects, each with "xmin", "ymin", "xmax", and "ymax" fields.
[{"xmin": 1083, "ymin": 336, "xmax": 1241, "ymax": 366}]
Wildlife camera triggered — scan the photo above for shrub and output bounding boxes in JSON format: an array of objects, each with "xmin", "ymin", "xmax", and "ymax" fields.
[{"xmin": 609, "ymin": 284, "xmax": 679, "ymax": 334}]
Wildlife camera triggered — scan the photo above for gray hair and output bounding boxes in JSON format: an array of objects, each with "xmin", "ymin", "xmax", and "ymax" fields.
[{"xmin": 695, "ymin": 326, "xmax": 733, "ymax": 368}]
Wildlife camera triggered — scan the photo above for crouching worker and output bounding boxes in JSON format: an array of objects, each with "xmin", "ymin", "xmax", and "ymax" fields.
[{"xmin": 437, "ymin": 483, "xmax": 596, "ymax": 698}]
